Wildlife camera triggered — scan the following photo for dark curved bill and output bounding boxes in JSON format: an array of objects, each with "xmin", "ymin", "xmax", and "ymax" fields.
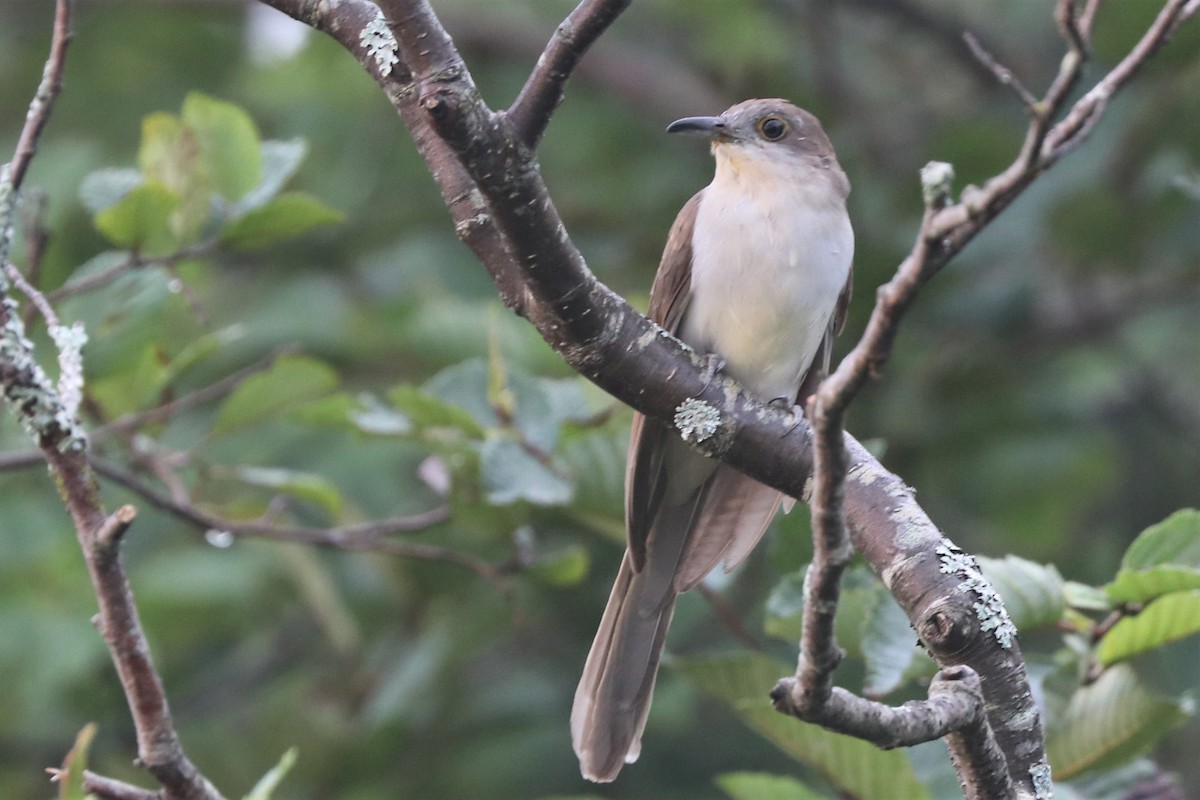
[{"xmin": 665, "ymin": 115, "xmax": 726, "ymax": 138}]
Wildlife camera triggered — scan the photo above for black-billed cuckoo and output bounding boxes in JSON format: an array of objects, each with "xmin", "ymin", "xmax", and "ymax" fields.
[{"xmin": 571, "ymin": 99, "xmax": 854, "ymax": 782}]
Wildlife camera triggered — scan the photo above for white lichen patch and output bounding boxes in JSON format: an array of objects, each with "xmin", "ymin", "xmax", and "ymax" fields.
[
  {"xmin": 846, "ymin": 459, "xmax": 885, "ymax": 486},
  {"xmin": 920, "ymin": 160, "xmax": 956, "ymax": 206},
  {"xmin": 50, "ymin": 322, "xmax": 87, "ymax": 419},
  {"xmin": 674, "ymin": 398, "xmax": 720, "ymax": 443},
  {"xmin": 359, "ymin": 12, "xmax": 399, "ymax": 76},
  {"xmin": 1029, "ymin": 761, "xmax": 1053, "ymax": 800},
  {"xmin": 937, "ymin": 543, "xmax": 1017, "ymax": 649}
]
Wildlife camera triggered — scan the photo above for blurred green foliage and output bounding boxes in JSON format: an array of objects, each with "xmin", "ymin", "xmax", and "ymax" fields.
[{"xmin": 1, "ymin": 1, "xmax": 1198, "ymax": 798}]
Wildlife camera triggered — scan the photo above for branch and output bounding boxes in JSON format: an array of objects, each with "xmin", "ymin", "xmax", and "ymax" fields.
[
  {"xmin": 507, "ymin": 0, "xmax": 633, "ymax": 148},
  {"xmin": 2, "ymin": 6, "xmax": 225, "ymax": 798},
  {"xmin": 87, "ymin": 457, "xmax": 509, "ymax": 586}
]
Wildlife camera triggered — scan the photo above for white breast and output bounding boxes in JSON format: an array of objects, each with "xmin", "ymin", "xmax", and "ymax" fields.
[{"xmin": 680, "ymin": 148, "xmax": 854, "ymax": 401}]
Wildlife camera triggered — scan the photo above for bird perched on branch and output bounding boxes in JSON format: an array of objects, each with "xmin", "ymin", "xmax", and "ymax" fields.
[{"xmin": 571, "ymin": 99, "xmax": 854, "ymax": 782}]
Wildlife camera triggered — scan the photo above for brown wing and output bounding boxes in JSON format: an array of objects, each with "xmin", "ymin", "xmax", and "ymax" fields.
[
  {"xmin": 625, "ymin": 191, "xmax": 703, "ymax": 569},
  {"xmin": 796, "ymin": 269, "xmax": 853, "ymax": 404}
]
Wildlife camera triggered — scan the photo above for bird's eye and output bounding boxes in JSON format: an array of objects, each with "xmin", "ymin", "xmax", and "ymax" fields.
[{"xmin": 757, "ymin": 116, "xmax": 789, "ymax": 141}]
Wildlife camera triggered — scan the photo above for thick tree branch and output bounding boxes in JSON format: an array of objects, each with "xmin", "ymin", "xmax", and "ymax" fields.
[{"xmin": 507, "ymin": 0, "xmax": 633, "ymax": 148}]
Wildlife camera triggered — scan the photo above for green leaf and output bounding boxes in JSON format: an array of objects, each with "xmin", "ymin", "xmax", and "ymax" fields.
[
  {"xmin": 212, "ymin": 354, "xmax": 339, "ymax": 435},
  {"xmin": 223, "ymin": 465, "xmax": 344, "ymax": 516},
  {"xmin": 423, "ymin": 359, "xmax": 499, "ymax": 431},
  {"xmin": 677, "ymin": 653, "xmax": 931, "ymax": 800},
  {"xmin": 717, "ymin": 771, "xmax": 827, "ymax": 800},
  {"xmin": 57, "ymin": 722, "xmax": 97, "ymax": 800},
  {"xmin": 1121, "ymin": 509, "xmax": 1200, "ymax": 571},
  {"xmin": 1046, "ymin": 664, "xmax": 1192, "ymax": 779},
  {"xmin": 978, "ymin": 555, "xmax": 1066, "ymax": 631},
  {"xmin": 862, "ymin": 586, "xmax": 922, "ymax": 698},
  {"xmin": 139, "ymin": 110, "xmax": 211, "ymax": 243},
  {"xmin": 93, "ymin": 179, "xmax": 180, "ymax": 256},
  {"xmin": 528, "ymin": 544, "xmax": 590, "ymax": 587},
  {"xmin": 390, "ymin": 384, "xmax": 485, "ymax": 437},
  {"xmin": 79, "ymin": 167, "xmax": 142, "ymax": 214},
  {"xmin": 236, "ymin": 138, "xmax": 309, "ymax": 213},
  {"xmin": 1097, "ymin": 590, "xmax": 1200, "ymax": 665},
  {"xmin": 181, "ymin": 91, "xmax": 262, "ymax": 201},
  {"xmin": 1107, "ymin": 510, "xmax": 1200, "ymax": 604},
  {"xmin": 242, "ymin": 747, "xmax": 298, "ymax": 800},
  {"xmin": 220, "ymin": 191, "xmax": 343, "ymax": 250},
  {"xmin": 480, "ymin": 435, "xmax": 573, "ymax": 506}
]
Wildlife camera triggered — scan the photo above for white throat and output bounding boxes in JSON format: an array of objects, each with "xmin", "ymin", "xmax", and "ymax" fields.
[{"xmin": 679, "ymin": 144, "xmax": 853, "ymax": 401}]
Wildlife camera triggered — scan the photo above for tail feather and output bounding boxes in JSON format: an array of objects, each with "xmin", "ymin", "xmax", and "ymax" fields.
[{"xmin": 572, "ymin": 498, "xmax": 697, "ymax": 782}]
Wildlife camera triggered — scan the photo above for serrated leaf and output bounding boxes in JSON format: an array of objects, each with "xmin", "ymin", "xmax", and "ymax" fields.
[
  {"xmin": 1107, "ymin": 566, "xmax": 1200, "ymax": 605},
  {"xmin": 220, "ymin": 191, "xmax": 342, "ymax": 249},
  {"xmin": 57, "ymin": 722, "xmax": 96, "ymax": 800},
  {"xmin": 1097, "ymin": 590, "xmax": 1200, "ymax": 665},
  {"xmin": 480, "ymin": 435, "xmax": 573, "ymax": 506},
  {"xmin": 1121, "ymin": 509, "xmax": 1200, "ymax": 571},
  {"xmin": 225, "ymin": 465, "xmax": 344, "ymax": 516},
  {"xmin": 978, "ymin": 554, "xmax": 1066, "ymax": 631},
  {"xmin": 182, "ymin": 92, "xmax": 262, "ymax": 201},
  {"xmin": 235, "ymin": 138, "xmax": 309, "ymax": 213},
  {"xmin": 1107, "ymin": 510, "xmax": 1200, "ymax": 604},
  {"xmin": 212, "ymin": 354, "xmax": 338, "ymax": 435},
  {"xmin": 242, "ymin": 747, "xmax": 298, "ymax": 800},
  {"xmin": 716, "ymin": 771, "xmax": 827, "ymax": 800},
  {"xmin": 93, "ymin": 179, "xmax": 180, "ymax": 256},
  {"xmin": 1046, "ymin": 664, "xmax": 1191, "ymax": 779},
  {"xmin": 389, "ymin": 384, "xmax": 484, "ymax": 437},
  {"xmin": 677, "ymin": 653, "xmax": 931, "ymax": 800},
  {"xmin": 79, "ymin": 167, "xmax": 142, "ymax": 214}
]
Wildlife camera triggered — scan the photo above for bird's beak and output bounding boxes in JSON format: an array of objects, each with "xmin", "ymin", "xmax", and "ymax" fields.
[{"xmin": 666, "ymin": 115, "xmax": 732, "ymax": 142}]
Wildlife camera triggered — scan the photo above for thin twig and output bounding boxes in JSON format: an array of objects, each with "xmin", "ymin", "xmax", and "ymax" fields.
[
  {"xmin": 82, "ymin": 771, "xmax": 161, "ymax": 800},
  {"xmin": 5, "ymin": 259, "xmax": 61, "ymax": 327},
  {"xmin": 6, "ymin": 0, "xmax": 72, "ymax": 193},
  {"xmin": 44, "ymin": 239, "xmax": 219, "ymax": 304},
  {"xmin": 507, "ymin": 0, "xmax": 633, "ymax": 148},
  {"xmin": 963, "ymin": 31, "xmax": 1038, "ymax": 111},
  {"xmin": 93, "ymin": 346, "xmax": 297, "ymax": 439},
  {"xmin": 87, "ymin": 457, "xmax": 510, "ymax": 591}
]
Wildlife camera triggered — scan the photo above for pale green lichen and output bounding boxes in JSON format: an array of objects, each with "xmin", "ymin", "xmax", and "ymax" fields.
[
  {"xmin": 937, "ymin": 542, "xmax": 1017, "ymax": 649},
  {"xmin": 50, "ymin": 321, "xmax": 87, "ymax": 419},
  {"xmin": 674, "ymin": 398, "xmax": 719, "ymax": 443},
  {"xmin": 920, "ymin": 160, "xmax": 955, "ymax": 207},
  {"xmin": 359, "ymin": 12, "xmax": 399, "ymax": 76},
  {"xmin": 1029, "ymin": 761, "xmax": 1053, "ymax": 800}
]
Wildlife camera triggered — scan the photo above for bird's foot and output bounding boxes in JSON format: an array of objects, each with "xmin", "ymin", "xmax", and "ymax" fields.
[
  {"xmin": 699, "ymin": 353, "xmax": 726, "ymax": 390},
  {"xmin": 768, "ymin": 398, "xmax": 807, "ymax": 436}
]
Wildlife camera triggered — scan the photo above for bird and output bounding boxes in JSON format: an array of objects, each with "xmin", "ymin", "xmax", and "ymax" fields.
[{"xmin": 570, "ymin": 99, "xmax": 854, "ymax": 782}]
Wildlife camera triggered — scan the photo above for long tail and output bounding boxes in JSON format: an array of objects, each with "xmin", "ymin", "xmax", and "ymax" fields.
[{"xmin": 571, "ymin": 498, "xmax": 698, "ymax": 782}]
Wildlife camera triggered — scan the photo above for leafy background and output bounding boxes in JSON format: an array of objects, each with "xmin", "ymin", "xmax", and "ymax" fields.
[{"xmin": 1, "ymin": 1, "xmax": 1197, "ymax": 798}]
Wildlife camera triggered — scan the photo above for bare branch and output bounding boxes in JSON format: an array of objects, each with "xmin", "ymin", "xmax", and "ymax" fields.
[
  {"xmin": 44, "ymin": 239, "xmax": 219, "ymax": 304},
  {"xmin": 507, "ymin": 0, "xmax": 633, "ymax": 148},
  {"xmin": 6, "ymin": 0, "xmax": 72, "ymax": 194},
  {"xmin": 93, "ymin": 346, "xmax": 296, "ymax": 439},
  {"xmin": 82, "ymin": 771, "xmax": 161, "ymax": 800},
  {"xmin": 85, "ymin": 457, "xmax": 509, "ymax": 587},
  {"xmin": 963, "ymin": 31, "xmax": 1038, "ymax": 111}
]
